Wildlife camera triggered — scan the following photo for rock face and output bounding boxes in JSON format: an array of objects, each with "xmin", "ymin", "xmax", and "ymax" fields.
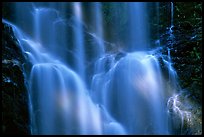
[
  {"xmin": 157, "ymin": 15, "xmax": 202, "ymax": 135},
  {"xmin": 2, "ymin": 22, "xmax": 30, "ymax": 135},
  {"xmin": 160, "ymin": 23, "xmax": 202, "ymax": 103}
]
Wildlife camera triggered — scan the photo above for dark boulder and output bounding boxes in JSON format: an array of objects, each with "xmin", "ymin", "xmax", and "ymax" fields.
[{"xmin": 2, "ymin": 22, "xmax": 30, "ymax": 135}]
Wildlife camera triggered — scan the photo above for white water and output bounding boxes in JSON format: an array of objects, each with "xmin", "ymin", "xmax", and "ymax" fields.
[{"xmin": 2, "ymin": 2, "xmax": 185, "ymax": 135}]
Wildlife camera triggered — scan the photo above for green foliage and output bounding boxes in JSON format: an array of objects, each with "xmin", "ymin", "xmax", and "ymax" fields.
[
  {"xmin": 174, "ymin": 2, "xmax": 202, "ymax": 27},
  {"xmin": 190, "ymin": 47, "xmax": 201, "ymax": 60}
]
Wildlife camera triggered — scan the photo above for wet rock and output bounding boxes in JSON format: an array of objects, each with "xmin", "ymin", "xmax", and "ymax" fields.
[
  {"xmin": 2, "ymin": 22, "xmax": 30, "ymax": 135},
  {"xmin": 155, "ymin": 9, "xmax": 202, "ymax": 133},
  {"xmin": 167, "ymin": 91, "xmax": 202, "ymax": 135},
  {"xmin": 115, "ymin": 51, "xmax": 126, "ymax": 61},
  {"xmin": 178, "ymin": 21, "xmax": 193, "ymax": 30}
]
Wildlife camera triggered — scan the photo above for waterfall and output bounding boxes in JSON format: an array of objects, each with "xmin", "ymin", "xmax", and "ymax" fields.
[
  {"xmin": 2, "ymin": 19, "xmax": 105, "ymax": 135},
  {"xmin": 127, "ymin": 2, "xmax": 149, "ymax": 51},
  {"xmin": 92, "ymin": 52, "xmax": 169, "ymax": 134},
  {"xmin": 155, "ymin": 2, "xmax": 161, "ymax": 47},
  {"xmin": 3, "ymin": 2, "xmax": 185, "ymax": 135},
  {"xmin": 165, "ymin": 2, "xmax": 192, "ymax": 134},
  {"xmin": 93, "ymin": 2, "xmax": 105, "ymax": 57},
  {"xmin": 169, "ymin": 2, "xmax": 174, "ymax": 43},
  {"xmin": 91, "ymin": 2, "xmax": 177, "ymax": 135},
  {"xmin": 73, "ymin": 2, "xmax": 86, "ymax": 81},
  {"xmin": 171, "ymin": 2, "xmax": 174, "ymax": 27}
]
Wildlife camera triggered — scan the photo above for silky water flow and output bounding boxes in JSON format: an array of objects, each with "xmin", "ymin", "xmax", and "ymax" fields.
[{"xmin": 2, "ymin": 2, "xmax": 187, "ymax": 135}]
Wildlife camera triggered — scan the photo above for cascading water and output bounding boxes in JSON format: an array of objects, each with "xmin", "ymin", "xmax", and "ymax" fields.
[
  {"xmin": 2, "ymin": 2, "xmax": 187, "ymax": 135},
  {"xmin": 155, "ymin": 2, "xmax": 161, "ymax": 47},
  {"xmin": 91, "ymin": 2, "xmax": 178, "ymax": 135},
  {"xmin": 92, "ymin": 51, "xmax": 172, "ymax": 134},
  {"xmin": 73, "ymin": 2, "xmax": 86, "ymax": 81},
  {"xmin": 127, "ymin": 2, "xmax": 149, "ymax": 50},
  {"xmin": 165, "ymin": 2, "xmax": 193, "ymax": 134},
  {"xmin": 3, "ymin": 2, "xmax": 127, "ymax": 135},
  {"xmin": 92, "ymin": 2, "xmax": 105, "ymax": 57}
]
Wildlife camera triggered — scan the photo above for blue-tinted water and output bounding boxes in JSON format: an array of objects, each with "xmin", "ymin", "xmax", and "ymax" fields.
[{"xmin": 2, "ymin": 2, "xmax": 187, "ymax": 135}]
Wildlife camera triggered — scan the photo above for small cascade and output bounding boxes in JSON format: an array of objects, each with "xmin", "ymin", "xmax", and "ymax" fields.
[
  {"xmin": 154, "ymin": 2, "xmax": 161, "ymax": 47},
  {"xmin": 167, "ymin": 93, "xmax": 192, "ymax": 134},
  {"xmin": 91, "ymin": 52, "xmax": 169, "ymax": 134},
  {"xmin": 165, "ymin": 2, "xmax": 192, "ymax": 135},
  {"xmin": 168, "ymin": 2, "xmax": 175, "ymax": 44},
  {"xmin": 171, "ymin": 2, "xmax": 174, "ymax": 28}
]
